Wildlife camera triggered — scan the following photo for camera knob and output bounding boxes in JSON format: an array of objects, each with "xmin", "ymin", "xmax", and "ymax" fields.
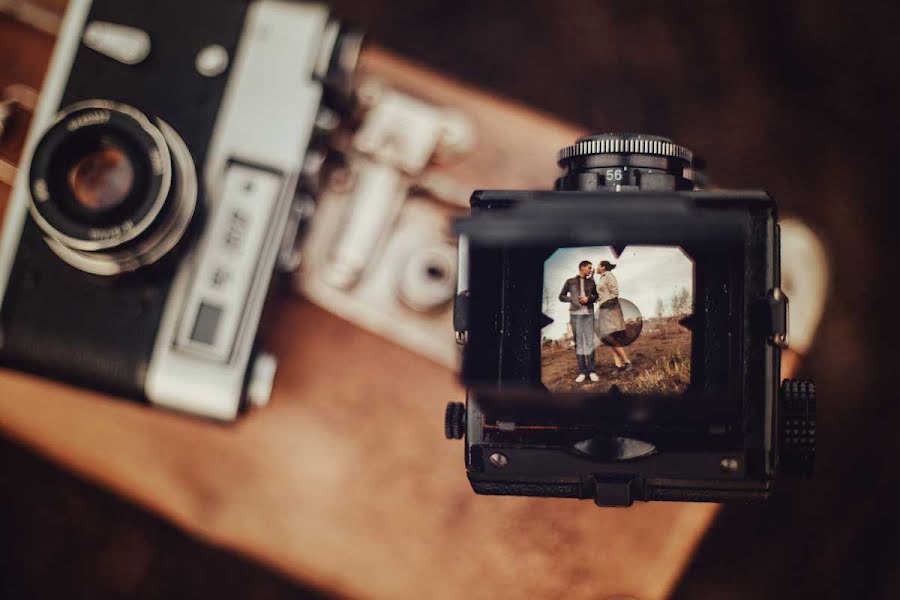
[
  {"xmin": 444, "ymin": 402, "xmax": 466, "ymax": 439},
  {"xmin": 558, "ymin": 132, "xmax": 693, "ymax": 164},
  {"xmin": 778, "ymin": 379, "xmax": 816, "ymax": 477},
  {"xmin": 556, "ymin": 133, "xmax": 695, "ymax": 191}
]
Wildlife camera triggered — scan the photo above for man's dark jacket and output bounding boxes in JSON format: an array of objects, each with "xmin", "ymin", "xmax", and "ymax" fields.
[{"xmin": 559, "ymin": 276, "xmax": 599, "ymax": 313}]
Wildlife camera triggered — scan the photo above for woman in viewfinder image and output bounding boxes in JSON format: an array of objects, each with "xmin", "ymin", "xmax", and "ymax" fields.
[{"xmin": 595, "ymin": 260, "xmax": 633, "ymax": 371}]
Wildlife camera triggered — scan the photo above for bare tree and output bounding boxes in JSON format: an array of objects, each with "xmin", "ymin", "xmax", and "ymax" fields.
[
  {"xmin": 655, "ymin": 297, "xmax": 667, "ymax": 335},
  {"xmin": 670, "ymin": 286, "xmax": 692, "ymax": 316},
  {"xmin": 679, "ymin": 287, "xmax": 692, "ymax": 315}
]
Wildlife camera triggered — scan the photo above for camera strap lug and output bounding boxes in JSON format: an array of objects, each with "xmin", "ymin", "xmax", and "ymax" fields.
[
  {"xmin": 276, "ymin": 146, "xmax": 328, "ymax": 273},
  {"xmin": 276, "ymin": 193, "xmax": 316, "ymax": 273},
  {"xmin": 453, "ymin": 290, "xmax": 469, "ymax": 343},
  {"xmin": 768, "ymin": 287, "xmax": 789, "ymax": 347}
]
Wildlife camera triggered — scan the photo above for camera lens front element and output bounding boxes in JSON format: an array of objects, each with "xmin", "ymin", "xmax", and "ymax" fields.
[
  {"xmin": 67, "ymin": 144, "xmax": 135, "ymax": 213},
  {"xmin": 556, "ymin": 133, "xmax": 695, "ymax": 192},
  {"xmin": 28, "ymin": 101, "xmax": 197, "ymax": 275}
]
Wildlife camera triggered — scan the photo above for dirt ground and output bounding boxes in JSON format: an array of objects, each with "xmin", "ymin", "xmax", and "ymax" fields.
[{"xmin": 541, "ymin": 323, "xmax": 691, "ymax": 394}]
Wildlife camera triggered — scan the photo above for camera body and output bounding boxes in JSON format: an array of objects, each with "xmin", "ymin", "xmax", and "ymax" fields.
[
  {"xmin": 297, "ymin": 81, "xmax": 474, "ymax": 369},
  {"xmin": 0, "ymin": 0, "xmax": 358, "ymax": 419},
  {"xmin": 447, "ymin": 134, "xmax": 815, "ymax": 506}
]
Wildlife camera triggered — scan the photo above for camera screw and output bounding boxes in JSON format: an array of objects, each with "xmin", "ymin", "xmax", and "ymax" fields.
[
  {"xmin": 444, "ymin": 402, "xmax": 466, "ymax": 439},
  {"xmin": 719, "ymin": 457, "xmax": 739, "ymax": 473},
  {"xmin": 488, "ymin": 453, "xmax": 508, "ymax": 468},
  {"xmin": 314, "ymin": 107, "xmax": 341, "ymax": 132}
]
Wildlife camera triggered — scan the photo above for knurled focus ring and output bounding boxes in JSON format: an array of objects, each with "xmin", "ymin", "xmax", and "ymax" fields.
[{"xmin": 558, "ymin": 136, "xmax": 693, "ymax": 165}]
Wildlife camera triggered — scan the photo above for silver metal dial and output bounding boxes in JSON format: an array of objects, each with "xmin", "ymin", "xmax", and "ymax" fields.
[{"xmin": 558, "ymin": 133, "xmax": 693, "ymax": 165}]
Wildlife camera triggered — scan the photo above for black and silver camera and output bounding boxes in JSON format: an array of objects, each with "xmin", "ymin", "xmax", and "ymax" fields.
[
  {"xmin": 0, "ymin": 0, "xmax": 360, "ymax": 419},
  {"xmin": 446, "ymin": 133, "xmax": 816, "ymax": 506}
]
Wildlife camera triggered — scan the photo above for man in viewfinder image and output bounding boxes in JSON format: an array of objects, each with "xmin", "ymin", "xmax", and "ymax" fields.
[{"xmin": 558, "ymin": 260, "xmax": 600, "ymax": 383}]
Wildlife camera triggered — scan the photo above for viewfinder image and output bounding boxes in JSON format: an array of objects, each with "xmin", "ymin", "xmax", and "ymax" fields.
[{"xmin": 541, "ymin": 246, "xmax": 694, "ymax": 394}]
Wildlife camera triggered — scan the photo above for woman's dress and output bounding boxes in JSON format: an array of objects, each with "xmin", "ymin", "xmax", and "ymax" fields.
[{"xmin": 594, "ymin": 272, "xmax": 626, "ymax": 339}]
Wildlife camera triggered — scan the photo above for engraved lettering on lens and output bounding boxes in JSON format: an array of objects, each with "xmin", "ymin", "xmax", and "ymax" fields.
[
  {"xmin": 89, "ymin": 227, "xmax": 120, "ymax": 240},
  {"xmin": 88, "ymin": 219, "xmax": 133, "ymax": 241},
  {"xmin": 33, "ymin": 179, "xmax": 49, "ymax": 202},
  {"xmin": 149, "ymin": 148, "xmax": 163, "ymax": 175},
  {"xmin": 65, "ymin": 110, "xmax": 111, "ymax": 131}
]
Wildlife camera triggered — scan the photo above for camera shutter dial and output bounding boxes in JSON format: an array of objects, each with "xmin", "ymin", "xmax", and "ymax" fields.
[
  {"xmin": 558, "ymin": 133, "xmax": 693, "ymax": 164},
  {"xmin": 556, "ymin": 133, "xmax": 695, "ymax": 192}
]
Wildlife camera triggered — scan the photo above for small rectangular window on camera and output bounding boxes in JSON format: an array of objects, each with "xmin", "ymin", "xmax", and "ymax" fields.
[{"xmin": 190, "ymin": 302, "xmax": 223, "ymax": 346}]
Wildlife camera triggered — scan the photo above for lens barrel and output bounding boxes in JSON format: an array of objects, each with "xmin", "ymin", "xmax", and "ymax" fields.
[
  {"xmin": 556, "ymin": 133, "xmax": 694, "ymax": 192},
  {"xmin": 28, "ymin": 101, "xmax": 197, "ymax": 275}
]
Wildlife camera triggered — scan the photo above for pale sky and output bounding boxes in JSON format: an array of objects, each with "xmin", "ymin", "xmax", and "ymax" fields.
[{"xmin": 542, "ymin": 245, "xmax": 694, "ymax": 339}]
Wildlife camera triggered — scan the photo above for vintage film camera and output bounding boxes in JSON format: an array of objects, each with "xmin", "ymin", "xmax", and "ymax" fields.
[
  {"xmin": 0, "ymin": 0, "xmax": 361, "ymax": 419},
  {"xmin": 0, "ymin": 0, "xmax": 475, "ymax": 419},
  {"xmin": 446, "ymin": 133, "xmax": 816, "ymax": 506}
]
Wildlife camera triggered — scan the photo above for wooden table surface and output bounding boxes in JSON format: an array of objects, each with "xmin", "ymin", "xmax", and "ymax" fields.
[{"xmin": 0, "ymin": 9, "xmax": 822, "ymax": 600}]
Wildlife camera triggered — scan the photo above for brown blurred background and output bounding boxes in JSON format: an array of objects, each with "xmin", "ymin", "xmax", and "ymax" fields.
[{"xmin": 2, "ymin": 0, "xmax": 898, "ymax": 598}]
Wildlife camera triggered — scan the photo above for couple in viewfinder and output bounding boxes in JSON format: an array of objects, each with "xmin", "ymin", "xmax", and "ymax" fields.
[{"xmin": 558, "ymin": 259, "xmax": 632, "ymax": 383}]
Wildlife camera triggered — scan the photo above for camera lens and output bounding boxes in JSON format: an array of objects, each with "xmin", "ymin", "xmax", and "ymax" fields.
[
  {"xmin": 28, "ymin": 101, "xmax": 197, "ymax": 275},
  {"xmin": 67, "ymin": 144, "xmax": 135, "ymax": 212},
  {"xmin": 556, "ymin": 133, "xmax": 694, "ymax": 192}
]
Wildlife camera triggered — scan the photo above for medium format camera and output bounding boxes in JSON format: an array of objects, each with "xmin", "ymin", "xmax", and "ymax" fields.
[
  {"xmin": 446, "ymin": 133, "xmax": 816, "ymax": 506},
  {"xmin": 0, "ymin": 0, "xmax": 360, "ymax": 419}
]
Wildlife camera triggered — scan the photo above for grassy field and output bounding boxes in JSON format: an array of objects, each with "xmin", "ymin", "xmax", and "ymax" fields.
[{"xmin": 541, "ymin": 320, "xmax": 691, "ymax": 394}]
